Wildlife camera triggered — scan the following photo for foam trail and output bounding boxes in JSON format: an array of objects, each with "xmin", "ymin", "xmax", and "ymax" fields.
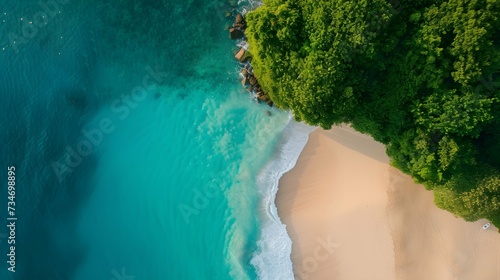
[
  {"xmin": 237, "ymin": 41, "xmax": 249, "ymax": 50},
  {"xmin": 251, "ymin": 118, "xmax": 316, "ymax": 279},
  {"xmin": 238, "ymin": 0, "xmax": 263, "ymax": 15},
  {"xmin": 232, "ymin": 2, "xmax": 317, "ymax": 278}
]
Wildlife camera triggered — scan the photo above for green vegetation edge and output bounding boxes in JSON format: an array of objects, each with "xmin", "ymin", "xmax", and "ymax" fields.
[{"xmin": 245, "ymin": 0, "xmax": 500, "ymax": 228}]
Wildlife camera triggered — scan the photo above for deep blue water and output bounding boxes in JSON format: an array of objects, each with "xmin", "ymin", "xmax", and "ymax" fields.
[{"xmin": 0, "ymin": 1, "xmax": 312, "ymax": 279}]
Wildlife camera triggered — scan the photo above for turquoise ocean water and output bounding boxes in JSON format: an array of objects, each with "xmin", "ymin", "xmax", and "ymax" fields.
[{"xmin": 0, "ymin": 0, "xmax": 313, "ymax": 279}]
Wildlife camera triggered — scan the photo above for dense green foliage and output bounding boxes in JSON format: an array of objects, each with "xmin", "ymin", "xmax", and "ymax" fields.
[{"xmin": 246, "ymin": 0, "xmax": 500, "ymax": 227}]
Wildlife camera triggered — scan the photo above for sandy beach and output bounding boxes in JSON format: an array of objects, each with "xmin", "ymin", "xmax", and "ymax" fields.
[{"xmin": 277, "ymin": 126, "xmax": 500, "ymax": 280}]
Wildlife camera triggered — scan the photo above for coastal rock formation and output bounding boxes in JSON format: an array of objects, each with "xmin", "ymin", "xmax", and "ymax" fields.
[
  {"xmin": 229, "ymin": 13, "xmax": 246, "ymax": 40},
  {"xmin": 233, "ymin": 14, "xmax": 246, "ymax": 29},
  {"xmin": 241, "ymin": 69, "xmax": 248, "ymax": 86},
  {"xmin": 249, "ymin": 76, "xmax": 258, "ymax": 87},
  {"xmin": 229, "ymin": 28, "xmax": 245, "ymax": 40},
  {"xmin": 239, "ymin": 65, "xmax": 273, "ymax": 107},
  {"xmin": 228, "ymin": 12, "xmax": 273, "ymax": 107},
  {"xmin": 256, "ymin": 91, "xmax": 273, "ymax": 106},
  {"xmin": 235, "ymin": 14, "xmax": 243, "ymax": 24},
  {"xmin": 234, "ymin": 48, "xmax": 252, "ymax": 63}
]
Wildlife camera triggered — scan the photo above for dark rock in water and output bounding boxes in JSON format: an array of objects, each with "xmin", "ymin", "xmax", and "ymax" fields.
[
  {"xmin": 235, "ymin": 48, "xmax": 246, "ymax": 61},
  {"xmin": 235, "ymin": 48, "xmax": 252, "ymax": 63},
  {"xmin": 257, "ymin": 92, "xmax": 270, "ymax": 102},
  {"xmin": 240, "ymin": 51, "xmax": 253, "ymax": 63},
  {"xmin": 234, "ymin": 22, "xmax": 246, "ymax": 29},
  {"xmin": 256, "ymin": 92, "xmax": 273, "ymax": 106},
  {"xmin": 229, "ymin": 28, "xmax": 245, "ymax": 40},
  {"xmin": 233, "ymin": 14, "xmax": 246, "ymax": 29},
  {"xmin": 265, "ymin": 110, "xmax": 272, "ymax": 116},
  {"xmin": 249, "ymin": 76, "xmax": 258, "ymax": 86},
  {"xmin": 235, "ymin": 14, "xmax": 244, "ymax": 24},
  {"xmin": 154, "ymin": 92, "xmax": 161, "ymax": 99}
]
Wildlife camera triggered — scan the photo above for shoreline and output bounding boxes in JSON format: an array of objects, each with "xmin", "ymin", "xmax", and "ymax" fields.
[
  {"xmin": 276, "ymin": 126, "xmax": 500, "ymax": 280},
  {"xmin": 251, "ymin": 118, "xmax": 315, "ymax": 280}
]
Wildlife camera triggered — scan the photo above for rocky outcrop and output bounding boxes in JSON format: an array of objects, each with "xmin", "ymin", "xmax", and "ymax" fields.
[
  {"xmin": 239, "ymin": 67, "xmax": 273, "ymax": 107},
  {"xmin": 234, "ymin": 14, "xmax": 246, "ymax": 29},
  {"xmin": 228, "ymin": 12, "xmax": 273, "ymax": 107},
  {"xmin": 235, "ymin": 48, "xmax": 252, "ymax": 63},
  {"xmin": 229, "ymin": 28, "xmax": 245, "ymax": 40},
  {"xmin": 229, "ymin": 13, "xmax": 246, "ymax": 40}
]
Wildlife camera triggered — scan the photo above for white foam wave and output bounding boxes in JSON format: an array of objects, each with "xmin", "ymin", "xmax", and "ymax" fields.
[
  {"xmin": 230, "ymin": 2, "xmax": 316, "ymax": 278},
  {"xmin": 251, "ymin": 117, "xmax": 316, "ymax": 280},
  {"xmin": 237, "ymin": 41, "xmax": 250, "ymax": 50},
  {"xmin": 238, "ymin": 0, "xmax": 263, "ymax": 15}
]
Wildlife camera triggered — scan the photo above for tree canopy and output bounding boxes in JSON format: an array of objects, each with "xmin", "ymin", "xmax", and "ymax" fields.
[{"xmin": 246, "ymin": 0, "xmax": 500, "ymax": 227}]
